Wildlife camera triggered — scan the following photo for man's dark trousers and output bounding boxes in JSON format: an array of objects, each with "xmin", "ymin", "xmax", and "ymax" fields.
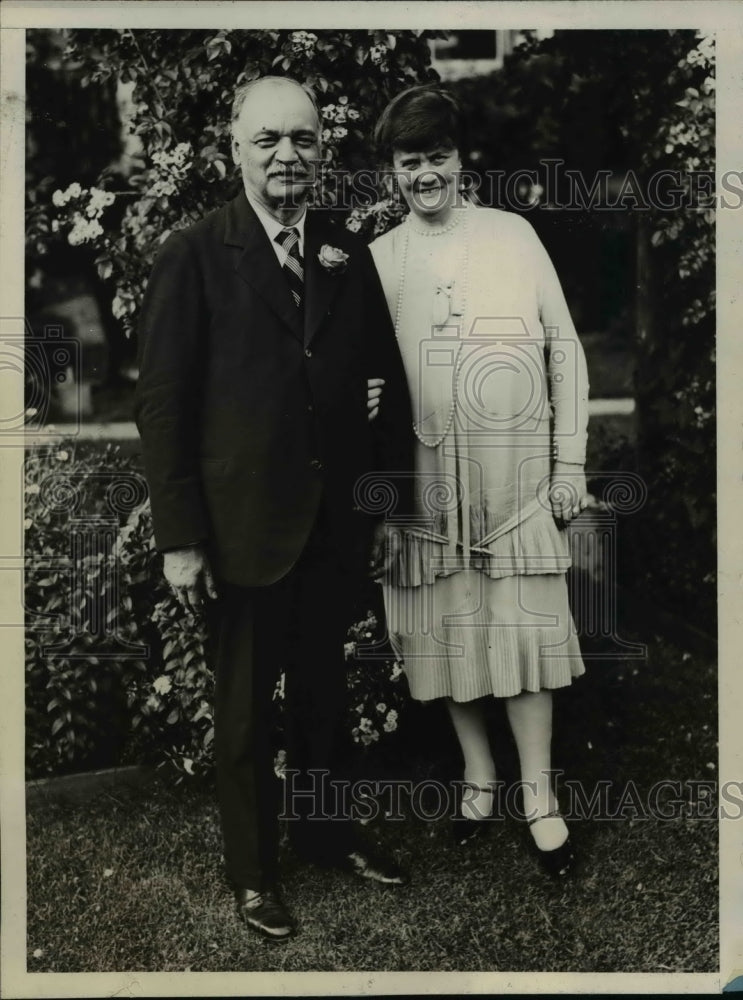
[{"xmin": 209, "ymin": 501, "xmax": 363, "ymax": 890}]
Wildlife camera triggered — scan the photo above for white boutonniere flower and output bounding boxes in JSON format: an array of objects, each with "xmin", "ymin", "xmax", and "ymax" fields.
[{"xmin": 318, "ymin": 244, "xmax": 349, "ymax": 274}]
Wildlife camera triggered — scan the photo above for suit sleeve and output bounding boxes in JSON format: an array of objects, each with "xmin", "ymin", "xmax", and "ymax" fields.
[
  {"xmin": 134, "ymin": 231, "xmax": 210, "ymax": 551},
  {"xmin": 358, "ymin": 243, "xmax": 416, "ymax": 519}
]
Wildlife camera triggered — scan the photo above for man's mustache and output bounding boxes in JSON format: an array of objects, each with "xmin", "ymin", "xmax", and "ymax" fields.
[{"xmin": 268, "ymin": 170, "xmax": 313, "ymax": 182}]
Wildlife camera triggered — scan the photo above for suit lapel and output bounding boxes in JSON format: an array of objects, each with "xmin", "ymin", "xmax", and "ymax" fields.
[
  {"xmin": 303, "ymin": 211, "xmax": 343, "ymax": 347},
  {"xmin": 224, "ymin": 193, "xmax": 303, "ymax": 342}
]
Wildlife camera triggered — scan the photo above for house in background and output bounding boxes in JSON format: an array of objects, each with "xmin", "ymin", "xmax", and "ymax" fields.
[{"xmin": 429, "ymin": 29, "xmax": 552, "ymax": 80}]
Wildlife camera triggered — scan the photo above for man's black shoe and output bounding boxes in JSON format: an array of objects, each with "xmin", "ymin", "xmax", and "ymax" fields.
[
  {"xmin": 235, "ymin": 887, "xmax": 296, "ymax": 940},
  {"xmin": 329, "ymin": 848, "xmax": 409, "ymax": 886}
]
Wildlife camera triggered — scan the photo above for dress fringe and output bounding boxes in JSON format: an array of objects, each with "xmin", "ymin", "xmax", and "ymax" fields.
[{"xmin": 390, "ymin": 505, "xmax": 572, "ymax": 586}]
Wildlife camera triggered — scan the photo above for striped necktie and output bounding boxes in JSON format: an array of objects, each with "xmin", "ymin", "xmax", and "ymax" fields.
[{"xmin": 275, "ymin": 227, "xmax": 304, "ymax": 308}]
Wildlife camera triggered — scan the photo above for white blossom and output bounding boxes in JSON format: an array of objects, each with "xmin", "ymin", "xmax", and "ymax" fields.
[
  {"xmin": 289, "ymin": 30, "xmax": 317, "ymax": 55},
  {"xmin": 86, "ymin": 187, "xmax": 116, "ymax": 219},
  {"xmin": 153, "ymin": 674, "xmax": 172, "ymax": 695},
  {"xmin": 150, "ymin": 178, "xmax": 177, "ymax": 198},
  {"xmin": 273, "ymin": 749, "xmax": 287, "ymax": 779},
  {"xmin": 68, "ymin": 214, "xmax": 103, "ymax": 246},
  {"xmin": 383, "ymin": 708, "xmax": 398, "ymax": 733}
]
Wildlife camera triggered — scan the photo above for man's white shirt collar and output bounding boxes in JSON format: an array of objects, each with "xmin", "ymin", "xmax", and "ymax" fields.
[{"xmin": 246, "ymin": 192, "xmax": 306, "ymax": 261}]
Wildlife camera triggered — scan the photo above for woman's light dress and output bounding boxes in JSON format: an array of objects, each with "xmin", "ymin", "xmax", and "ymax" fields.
[{"xmin": 370, "ymin": 204, "xmax": 589, "ymax": 702}]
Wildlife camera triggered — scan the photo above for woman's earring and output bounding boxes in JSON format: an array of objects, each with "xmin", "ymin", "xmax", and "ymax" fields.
[{"xmin": 385, "ymin": 171, "xmax": 400, "ymax": 203}]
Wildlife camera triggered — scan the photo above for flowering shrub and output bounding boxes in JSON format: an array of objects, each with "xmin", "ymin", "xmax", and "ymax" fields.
[
  {"xmin": 132, "ymin": 595, "xmax": 213, "ymax": 781},
  {"xmin": 25, "ymin": 442, "xmax": 409, "ymax": 779},
  {"xmin": 458, "ymin": 28, "xmax": 716, "ymax": 632},
  {"xmin": 41, "ymin": 29, "xmax": 441, "ymax": 337},
  {"xmin": 344, "ymin": 614, "xmax": 408, "ymax": 748},
  {"xmin": 25, "ymin": 442, "xmax": 153, "ymax": 775},
  {"xmin": 345, "ymin": 198, "xmax": 409, "ymax": 240},
  {"xmin": 633, "ymin": 32, "xmax": 716, "ymax": 630},
  {"xmin": 27, "ymin": 30, "xmax": 439, "ymax": 778},
  {"xmin": 49, "ymin": 183, "xmax": 116, "ymax": 247}
]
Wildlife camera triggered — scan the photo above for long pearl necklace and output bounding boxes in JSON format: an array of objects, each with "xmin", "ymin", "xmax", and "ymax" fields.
[{"xmin": 394, "ymin": 207, "xmax": 470, "ymax": 449}]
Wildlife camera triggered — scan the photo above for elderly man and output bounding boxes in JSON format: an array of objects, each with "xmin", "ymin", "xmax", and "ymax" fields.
[{"xmin": 135, "ymin": 76, "xmax": 413, "ymax": 940}]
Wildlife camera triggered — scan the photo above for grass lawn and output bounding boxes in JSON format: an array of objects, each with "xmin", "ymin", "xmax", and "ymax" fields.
[{"xmin": 26, "ymin": 631, "xmax": 717, "ymax": 974}]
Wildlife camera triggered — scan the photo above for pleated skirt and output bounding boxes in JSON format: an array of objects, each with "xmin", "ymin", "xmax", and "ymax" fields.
[{"xmin": 383, "ymin": 569, "xmax": 585, "ymax": 703}]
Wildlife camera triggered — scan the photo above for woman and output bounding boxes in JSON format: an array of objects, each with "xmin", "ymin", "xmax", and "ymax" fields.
[{"xmin": 370, "ymin": 86, "xmax": 590, "ymax": 876}]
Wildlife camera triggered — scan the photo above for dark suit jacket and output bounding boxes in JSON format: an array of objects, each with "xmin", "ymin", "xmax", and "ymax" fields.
[{"xmin": 135, "ymin": 191, "xmax": 413, "ymax": 587}]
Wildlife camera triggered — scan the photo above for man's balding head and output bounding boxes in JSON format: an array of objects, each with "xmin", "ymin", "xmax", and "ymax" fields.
[
  {"xmin": 231, "ymin": 76, "xmax": 321, "ymax": 132},
  {"xmin": 230, "ymin": 75, "xmax": 322, "ymax": 223}
]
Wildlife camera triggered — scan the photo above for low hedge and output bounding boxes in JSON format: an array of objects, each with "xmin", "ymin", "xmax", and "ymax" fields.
[{"xmin": 24, "ymin": 441, "xmax": 407, "ymax": 779}]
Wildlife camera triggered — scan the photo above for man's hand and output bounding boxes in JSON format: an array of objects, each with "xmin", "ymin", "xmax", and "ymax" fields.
[
  {"xmin": 368, "ymin": 521, "xmax": 401, "ymax": 581},
  {"xmin": 367, "ymin": 378, "xmax": 385, "ymax": 422},
  {"xmin": 549, "ymin": 461, "xmax": 590, "ymax": 528},
  {"xmin": 163, "ymin": 545, "xmax": 218, "ymax": 615}
]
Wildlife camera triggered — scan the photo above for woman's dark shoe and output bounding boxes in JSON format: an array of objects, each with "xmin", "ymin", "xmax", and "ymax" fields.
[
  {"xmin": 452, "ymin": 781, "xmax": 495, "ymax": 846},
  {"xmin": 527, "ymin": 809, "xmax": 575, "ymax": 877},
  {"xmin": 235, "ymin": 886, "xmax": 296, "ymax": 940},
  {"xmin": 331, "ymin": 847, "xmax": 409, "ymax": 885}
]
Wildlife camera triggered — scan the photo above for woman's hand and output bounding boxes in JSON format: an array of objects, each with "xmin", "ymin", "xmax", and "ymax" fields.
[
  {"xmin": 367, "ymin": 378, "xmax": 385, "ymax": 421},
  {"xmin": 368, "ymin": 521, "xmax": 401, "ymax": 580},
  {"xmin": 549, "ymin": 461, "xmax": 590, "ymax": 528}
]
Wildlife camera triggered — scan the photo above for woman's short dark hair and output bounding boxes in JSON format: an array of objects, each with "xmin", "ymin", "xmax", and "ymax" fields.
[{"xmin": 374, "ymin": 85, "xmax": 467, "ymax": 163}]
